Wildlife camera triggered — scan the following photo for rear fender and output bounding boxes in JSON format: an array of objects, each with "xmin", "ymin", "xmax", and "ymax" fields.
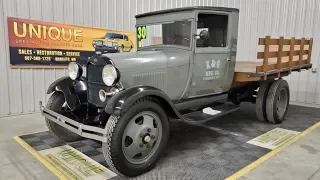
[
  {"xmin": 105, "ymin": 86, "xmax": 181, "ymax": 118},
  {"xmin": 47, "ymin": 76, "xmax": 87, "ymax": 109}
]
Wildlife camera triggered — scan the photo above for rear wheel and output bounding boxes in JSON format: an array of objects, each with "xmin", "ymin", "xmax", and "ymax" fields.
[
  {"xmin": 45, "ymin": 92, "xmax": 82, "ymax": 142},
  {"xmin": 266, "ymin": 79, "xmax": 290, "ymax": 124},
  {"xmin": 102, "ymin": 98, "xmax": 170, "ymax": 177},
  {"xmin": 255, "ymin": 81, "xmax": 273, "ymax": 121}
]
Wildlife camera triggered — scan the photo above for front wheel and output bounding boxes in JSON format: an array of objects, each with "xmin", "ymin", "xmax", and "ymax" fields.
[
  {"xmin": 45, "ymin": 92, "xmax": 82, "ymax": 142},
  {"xmin": 102, "ymin": 98, "xmax": 170, "ymax": 177}
]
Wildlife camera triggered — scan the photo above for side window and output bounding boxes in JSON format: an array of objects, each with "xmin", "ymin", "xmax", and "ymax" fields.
[
  {"xmin": 124, "ymin": 35, "xmax": 129, "ymax": 41},
  {"xmin": 162, "ymin": 20, "xmax": 191, "ymax": 47},
  {"xmin": 196, "ymin": 13, "xmax": 228, "ymax": 48}
]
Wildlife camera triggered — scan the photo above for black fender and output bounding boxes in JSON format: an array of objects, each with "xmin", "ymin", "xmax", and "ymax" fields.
[
  {"xmin": 47, "ymin": 76, "xmax": 87, "ymax": 109},
  {"xmin": 105, "ymin": 85, "xmax": 182, "ymax": 118}
]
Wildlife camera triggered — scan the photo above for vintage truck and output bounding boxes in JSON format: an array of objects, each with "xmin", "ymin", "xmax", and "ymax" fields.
[{"xmin": 40, "ymin": 6, "xmax": 313, "ymax": 177}]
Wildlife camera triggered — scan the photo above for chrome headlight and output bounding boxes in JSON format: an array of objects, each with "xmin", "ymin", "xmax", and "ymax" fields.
[
  {"xmin": 68, "ymin": 62, "xmax": 82, "ymax": 80},
  {"xmin": 102, "ymin": 64, "xmax": 118, "ymax": 86}
]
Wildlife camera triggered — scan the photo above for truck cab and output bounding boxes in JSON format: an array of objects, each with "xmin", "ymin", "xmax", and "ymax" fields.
[{"xmin": 134, "ymin": 6, "xmax": 239, "ymax": 98}]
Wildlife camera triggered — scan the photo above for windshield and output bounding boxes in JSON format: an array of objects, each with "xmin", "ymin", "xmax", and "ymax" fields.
[
  {"xmin": 105, "ymin": 33, "xmax": 123, "ymax": 39},
  {"xmin": 137, "ymin": 20, "xmax": 192, "ymax": 48}
]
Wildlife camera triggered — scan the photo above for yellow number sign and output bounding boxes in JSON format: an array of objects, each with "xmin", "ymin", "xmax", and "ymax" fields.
[{"xmin": 137, "ymin": 26, "xmax": 147, "ymax": 40}]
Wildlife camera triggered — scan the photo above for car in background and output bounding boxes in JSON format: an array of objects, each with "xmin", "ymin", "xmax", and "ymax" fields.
[{"xmin": 92, "ymin": 32, "xmax": 134, "ymax": 52}]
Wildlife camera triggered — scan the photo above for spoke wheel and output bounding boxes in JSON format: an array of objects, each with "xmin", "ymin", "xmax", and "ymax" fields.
[{"xmin": 122, "ymin": 111, "xmax": 162, "ymax": 164}]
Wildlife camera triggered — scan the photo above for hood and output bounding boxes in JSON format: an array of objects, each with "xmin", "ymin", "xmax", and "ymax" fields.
[{"xmin": 102, "ymin": 48, "xmax": 191, "ymax": 72}]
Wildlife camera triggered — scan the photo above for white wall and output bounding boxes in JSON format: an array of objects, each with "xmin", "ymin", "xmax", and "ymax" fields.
[{"xmin": 0, "ymin": 0, "xmax": 319, "ymax": 117}]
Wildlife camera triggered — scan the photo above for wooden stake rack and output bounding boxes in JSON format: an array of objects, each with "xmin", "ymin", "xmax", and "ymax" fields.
[{"xmin": 233, "ymin": 36, "xmax": 313, "ymax": 83}]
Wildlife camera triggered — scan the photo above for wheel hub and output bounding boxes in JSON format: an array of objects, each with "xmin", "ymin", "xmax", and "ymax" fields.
[
  {"xmin": 143, "ymin": 135, "xmax": 151, "ymax": 143},
  {"xmin": 122, "ymin": 111, "xmax": 162, "ymax": 164}
]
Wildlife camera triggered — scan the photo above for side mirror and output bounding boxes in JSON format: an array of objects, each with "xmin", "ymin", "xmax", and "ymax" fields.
[{"xmin": 199, "ymin": 30, "xmax": 209, "ymax": 39}]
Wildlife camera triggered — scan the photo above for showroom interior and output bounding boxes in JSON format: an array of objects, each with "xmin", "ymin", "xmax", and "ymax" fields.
[{"xmin": 1, "ymin": 0, "xmax": 320, "ymax": 179}]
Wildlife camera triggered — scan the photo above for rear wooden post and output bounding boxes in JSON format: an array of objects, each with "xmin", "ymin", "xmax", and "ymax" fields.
[
  {"xmin": 307, "ymin": 38, "xmax": 313, "ymax": 65},
  {"xmin": 289, "ymin": 37, "xmax": 295, "ymax": 74},
  {"xmin": 263, "ymin": 36, "xmax": 270, "ymax": 79},
  {"xmin": 299, "ymin": 38, "xmax": 305, "ymax": 71},
  {"xmin": 276, "ymin": 36, "xmax": 284, "ymax": 77}
]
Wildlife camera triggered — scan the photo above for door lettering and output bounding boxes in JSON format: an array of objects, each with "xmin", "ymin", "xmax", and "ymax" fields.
[
  {"xmin": 206, "ymin": 60, "xmax": 211, "ymax": 69},
  {"xmin": 206, "ymin": 59, "xmax": 221, "ymax": 69},
  {"xmin": 204, "ymin": 59, "xmax": 221, "ymax": 81}
]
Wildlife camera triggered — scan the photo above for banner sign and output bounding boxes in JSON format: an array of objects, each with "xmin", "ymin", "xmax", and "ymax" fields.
[{"xmin": 7, "ymin": 17, "xmax": 135, "ymax": 67}]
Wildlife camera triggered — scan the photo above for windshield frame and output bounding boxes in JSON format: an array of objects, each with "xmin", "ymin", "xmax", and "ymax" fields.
[{"xmin": 135, "ymin": 18, "xmax": 194, "ymax": 51}]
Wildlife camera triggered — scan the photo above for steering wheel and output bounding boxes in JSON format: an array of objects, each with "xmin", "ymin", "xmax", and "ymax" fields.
[{"xmin": 173, "ymin": 37, "xmax": 190, "ymax": 45}]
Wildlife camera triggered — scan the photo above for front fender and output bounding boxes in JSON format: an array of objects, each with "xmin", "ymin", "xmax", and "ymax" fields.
[
  {"xmin": 47, "ymin": 76, "xmax": 72, "ymax": 94},
  {"xmin": 47, "ymin": 76, "xmax": 87, "ymax": 109},
  {"xmin": 105, "ymin": 85, "xmax": 180, "ymax": 116}
]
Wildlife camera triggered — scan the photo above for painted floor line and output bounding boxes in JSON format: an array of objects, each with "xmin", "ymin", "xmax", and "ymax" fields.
[
  {"xmin": 16, "ymin": 130, "xmax": 48, "ymax": 136},
  {"xmin": 225, "ymin": 120, "xmax": 320, "ymax": 180},
  {"xmin": 13, "ymin": 136, "xmax": 70, "ymax": 180}
]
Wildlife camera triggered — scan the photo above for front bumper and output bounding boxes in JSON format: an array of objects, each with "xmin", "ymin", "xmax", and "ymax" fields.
[{"xmin": 39, "ymin": 101, "xmax": 107, "ymax": 143}]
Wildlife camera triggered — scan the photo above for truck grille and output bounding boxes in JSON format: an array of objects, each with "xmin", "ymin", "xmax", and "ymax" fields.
[
  {"xmin": 87, "ymin": 64, "xmax": 108, "ymax": 107},
  {"xmin": 88, "ymin": 65, "xmax": 104, "ymax": 83}
]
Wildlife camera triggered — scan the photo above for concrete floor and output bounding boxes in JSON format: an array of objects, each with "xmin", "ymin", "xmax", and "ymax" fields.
[
  {"xmin": 0, "ymin": 113, "xmax": 57, "ymax": 180},
  {"xmin": 1, "ymin": 106, "xmax": 320, "ymax": 180},
  {"xmin": 239, "ymin": 125, "xmax": 320, "ymax": 180}
]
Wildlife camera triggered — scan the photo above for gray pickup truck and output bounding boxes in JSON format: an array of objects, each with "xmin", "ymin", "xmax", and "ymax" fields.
[{"xmin": 40, "ymin": 6, "xmax": 313, "ymax": 177}]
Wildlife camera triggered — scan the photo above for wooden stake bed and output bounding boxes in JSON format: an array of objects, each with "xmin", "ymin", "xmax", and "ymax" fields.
[{"xmin": 233, "ymin": 36, "xmax": 313, "ymax": 83}]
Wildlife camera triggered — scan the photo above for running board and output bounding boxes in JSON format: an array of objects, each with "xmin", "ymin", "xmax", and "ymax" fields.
[{"xmin": 181, "ymin": 104, "xmax": 240, "ymax": 124}]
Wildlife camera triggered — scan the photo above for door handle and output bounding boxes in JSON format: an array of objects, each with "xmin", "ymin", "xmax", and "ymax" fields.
[{"xmin": 226, "ymin": 58, "xmax": 231, "ymax": 61}]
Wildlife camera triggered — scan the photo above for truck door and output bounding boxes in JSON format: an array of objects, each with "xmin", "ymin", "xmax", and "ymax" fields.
[{"xmin": 188, "ymin": 12, "xmax": 233, "ymax": 98}]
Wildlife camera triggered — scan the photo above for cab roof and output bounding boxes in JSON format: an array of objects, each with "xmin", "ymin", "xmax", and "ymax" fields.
[{"xmin": 135, "ymin": 6, "xmax": 239, "ymax": 18}]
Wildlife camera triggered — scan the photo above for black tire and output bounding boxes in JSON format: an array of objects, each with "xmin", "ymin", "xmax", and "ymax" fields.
[
  {"xmin": 256, "ymin": 81, "xmax": 273, "ymax": 122},
  {"xmin": 266, "ymin": 79, "xmax": 290, "ymax": 124},
  {"xmin": 45, "ymin": 92, "xmax": 82, "ymax": 142},
  {"xmin": 102, "ymin": 97, "xmax": 170, "ymax": 177}
]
